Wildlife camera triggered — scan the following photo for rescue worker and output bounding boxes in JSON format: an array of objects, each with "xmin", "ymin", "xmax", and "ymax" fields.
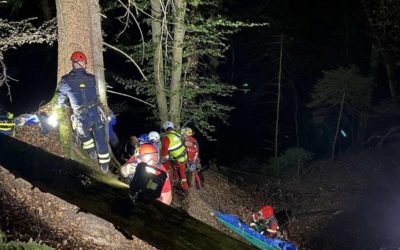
[
  {"xmin": 123, "ymin": 135, "xmax": 139, "ymax": 161},
  {"xmin": 250, "ymin": 205, "xmax": 280, "ymax": 238},
  {"xmin": 148, "ymin": 131, "xmax": 161, "ymax": 152},
  {"xmin": 138, "ymin": 133, "xmax": 150, "ymax": 145},
  {"xmin": 55, "ymin": 51, "xmax": 110, "ymax": 173},
  {"xmin": 181, "ymin": 127, "xmax": 200, "ymax": 165},
  {"xmin": 0, "ymin": 105, "xmax": 15, "ymax": 136},
  {"xmin": 120, "ymin": 143, "xmax": 172, "ymax": 205},
  {"xmin": 160, "ymin": 121, "xmax": 189, "ymax": 191},
  {"xmin": 181, "ymin": 127, "xmax": 201, "ymax": 190}
]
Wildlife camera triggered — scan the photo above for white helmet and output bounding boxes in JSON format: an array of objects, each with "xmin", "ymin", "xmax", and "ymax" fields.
[
  {"xmin": 162, "ymin": 121, "xmax": 174, "ymax": 130},
  {"xmin": 148, "ymin": 131, "xmax": 160, "ymax": 142}
]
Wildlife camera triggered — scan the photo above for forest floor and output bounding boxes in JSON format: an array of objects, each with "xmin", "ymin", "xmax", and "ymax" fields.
[{"xmin": 1, "ymin": 123, "xmax": 400, "ymax": 249}]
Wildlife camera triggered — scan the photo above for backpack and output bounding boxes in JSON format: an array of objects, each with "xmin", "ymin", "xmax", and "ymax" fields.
[{"xmin": 129, "ymin": 162, "xmax": 167, "ymax": 200}]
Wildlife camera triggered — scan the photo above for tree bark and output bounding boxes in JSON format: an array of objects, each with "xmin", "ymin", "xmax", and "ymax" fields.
[
  {"xmin": 331, "ymin": 92, "xmax": 346, "ymax": 162},
  {"xmin": 169, "ymin": 0, "xmax": 187, "ymax": 126},
  {"xmin": 151, "ymin": 0, "xmax": 169, "ymax": 124},
  {"xmin": 274, "ymin": 34, "xmax": 283, "ymax": 158},
  {"xmin": 0, "ymin": 134, "xmax": 254, "ymax": 250},
  {"xmin": 384, "ymin": 60, "xmax": 398, "ymax": 98},
  {"xmin": 56, "ymin": 0, "xmax": 106, "ymax": 103},
  {"xmin": 55, "ymin": 0, "xmax": 109, "ymax": 165},
  {"xmin": 39, "ymin": 0, "xmax": 52, "ymax": 20}
]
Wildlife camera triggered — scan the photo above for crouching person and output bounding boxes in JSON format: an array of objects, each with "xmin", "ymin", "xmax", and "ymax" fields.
[
  {"xmin": 120, "ymin": 143, "xmax": 172, "ymax": 205},
  {"xmin": 250, "ymin": 205, "xmax": 280, "ymax": 238}
]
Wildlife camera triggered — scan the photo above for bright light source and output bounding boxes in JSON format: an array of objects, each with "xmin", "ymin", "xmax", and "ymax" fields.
[
  {"xmin": 47, "ymin": 113, "xmax": 58, "ymax": 128},
  {"xmin": 340, "ymin": 130, "xmax": 347, "ymax": 138},
  {"xmin": 145, "ymin": 166, "xmax": 157, "ymax": 174}
]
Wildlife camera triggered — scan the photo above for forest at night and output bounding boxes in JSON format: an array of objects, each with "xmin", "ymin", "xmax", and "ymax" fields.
[{"xmin": 0, "ymin": 0, "xmax": 399, "ymax": 249}]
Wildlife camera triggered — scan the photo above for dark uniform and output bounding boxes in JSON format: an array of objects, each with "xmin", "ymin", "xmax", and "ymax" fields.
[{"xmin": 57, "ymin": 68, "xmax": 110, "ymax": 172}]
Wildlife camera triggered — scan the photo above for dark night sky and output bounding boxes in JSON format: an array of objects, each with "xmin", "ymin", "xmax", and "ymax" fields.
[{"xmin": 0, "ymin": 0, "xmax": 387, "ymax": 165}]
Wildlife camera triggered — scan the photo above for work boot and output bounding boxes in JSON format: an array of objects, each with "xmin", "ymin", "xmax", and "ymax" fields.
[
  {"xmin": 88, "ymin": 149, "xmax": 97, "ymax": 160},
  {"xmin": 100, "ymin": 163, "xmax": 109, "ymax": 174}
]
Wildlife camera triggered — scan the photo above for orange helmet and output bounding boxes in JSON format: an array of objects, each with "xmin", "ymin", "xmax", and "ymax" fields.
[
  {"xmin": 70, "ymin": 51, "xmax": 87, "ymax": 63},
  {"xmin": 137, "ymin": 143, "xmax": 159, "ymax": 166}
]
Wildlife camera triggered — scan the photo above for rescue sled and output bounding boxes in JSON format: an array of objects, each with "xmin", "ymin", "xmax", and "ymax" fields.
[{"xmin": 215, "ymin": 212, "xmax": 298, "ymax": 250}]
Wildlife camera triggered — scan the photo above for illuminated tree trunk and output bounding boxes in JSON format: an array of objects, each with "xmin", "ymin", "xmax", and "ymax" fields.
[
  {"xmin": 169, "ymin": 0, "xmax": 187, "ymax": 127},
  {"xmin": 55, "ymin": 0, "xmax": 108, "ymax": 164},
  {"xmin": 151, "ymin": 0, "xmax": 168, "ymax": 123},
  {"xmin": 56, "ymin": 0, "xmax": 106, "ymax": 103}
]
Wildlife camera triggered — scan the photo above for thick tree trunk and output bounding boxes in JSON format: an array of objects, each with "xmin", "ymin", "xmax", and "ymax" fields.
[
  {"xmin": 55, "ymin": 0, "xmax": 109, "ymax": 166},
  {"xmin": 169, "ymin": 0, "xmax": 187, "ymax": 126},
  {"xmin": 151, "ymin": 0, "xmax": 169, "ymax": 124},
  {"xmin": 56, "ymin": 0, "xmax": 106, "ymax": 103},
  {"xmin": 384, "ymin": 60, "xmax": 398, "ymax": 98},
  {"xmin": 39, "ymin": 0, "xmax": 52, "ymax": 20},
  {"xmin": 0, "ymin": 134, "xmax": 254, "ymax": 250}
]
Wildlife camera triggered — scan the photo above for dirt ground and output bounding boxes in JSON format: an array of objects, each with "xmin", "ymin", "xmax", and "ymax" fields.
[{"xmin": 1, "ymin": 123, "xmax": 400, "ymax": 249}]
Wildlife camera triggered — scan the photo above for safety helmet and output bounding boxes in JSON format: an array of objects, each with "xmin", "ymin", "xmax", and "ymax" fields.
[
  {"xmin": 181, "ymin": 127, "xmax": 193, "ymax": 137},
  {"xmin": 148, "ymin": 131, "xmax": 160, "ymax": 142},
  {"xmin": 162, "ymin": 121, "xmax": 174, "ymax": 131},
  {"xmin": 138, "ymin": 134, "xmax": 150, "ymax": 144},
  {"xmin": 70, "ymin": 51, "xmax": 87, "ymax": 63},
  {"xmin": 253, "ymin": 206, "xmax": 274, "ymax": 221},
  {"xmin": 138, "ymin": 143, "xmax": 159, "ymax": 166}
]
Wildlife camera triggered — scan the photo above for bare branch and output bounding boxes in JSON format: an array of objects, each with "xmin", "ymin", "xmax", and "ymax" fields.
[{"xmin": 103, "ymin": 42, "xmax": 148, "ymax": 81}]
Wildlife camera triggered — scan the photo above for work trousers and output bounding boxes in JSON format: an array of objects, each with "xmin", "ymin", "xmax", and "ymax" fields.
[{"xmin": 75, "ymin": 108, "xmax": 110, "ymax": 164}]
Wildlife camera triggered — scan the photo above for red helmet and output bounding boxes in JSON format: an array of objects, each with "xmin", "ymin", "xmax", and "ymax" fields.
[
  {"xmin": 259, "ymin": 205, "xmax": 274, "ymax": 219},
  {"xmin": 70, "ymin": 51, "xmax": 87, "ymax": 63},
  {"xmin": 253, "ymin": 205, "xmax": 274, "ymax": 221},
  {"xmin": 138, "ymin": 143, "xmax": 159, "ymax": 166}
]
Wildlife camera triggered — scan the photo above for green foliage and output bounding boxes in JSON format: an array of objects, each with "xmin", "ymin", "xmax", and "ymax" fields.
[
  {"xmin": 308, "ymin": 66, "xmax": 373, "ymax": 125},
  {"xmin": 308, "ymin": 66, "xmax": 373, "ymax": 113},
  {"xmin": 105, "ymin": 0, "xmax": 266, "ymax": 137},
  {"xmin": 0, "ymin": 230, "xmax": 53, "ymax": 250},
  {"xmin": 269, "ymin": 147, "xmax": 313, "ymax": 176}
]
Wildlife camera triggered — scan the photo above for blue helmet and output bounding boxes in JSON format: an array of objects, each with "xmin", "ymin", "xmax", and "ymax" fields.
[{"xmin": 138, "ymin": 134, "xmax": 150, "ymax": 144}]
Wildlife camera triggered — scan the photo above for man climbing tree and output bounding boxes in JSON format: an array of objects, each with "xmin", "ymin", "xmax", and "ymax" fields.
[
  {"xmin": 51, "ymin": 51, "xmax": 111, "ymax": 173},
  {"xmin": 53, "ymin": 0, "xmax": 109, "ymax": 167}
]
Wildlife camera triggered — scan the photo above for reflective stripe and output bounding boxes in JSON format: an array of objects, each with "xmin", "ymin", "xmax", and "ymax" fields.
[
  {"xmin": 98, "ymin": 153, "xmax": 109, "ymax": 158},
  {"xmin": 0, "ymin": 127, "xmax": 13, "ymax": 131},
  {"xmin": 166, "ymin": 130, "xmax": 187, "ymax": 162},
  {"xmin": 83, "ymin": 138, "xmax": 94, "ymax": 146},
  {"xmin": 98, "ymin": 152, "xmax": 110, "ymax": 164},
  {"xmin": 99, "ymin": 158, "xmax": 110, "ymax": 164},
  {"xmin": 82, "ymin": 139, "xmax": 95, "ymax": 149},
  {"xmin": 168, "ymin": 141, "xmax": 182, "ymax": 151}
]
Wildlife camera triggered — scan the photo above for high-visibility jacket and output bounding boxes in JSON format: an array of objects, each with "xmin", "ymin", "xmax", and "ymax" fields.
[
  {"xmin": 0, "ymin": 112, "xmax": 15, "ymax": 136},
  {"xmin": 163, "ymin": 130, "xmax": 187, "ymax": 163}
]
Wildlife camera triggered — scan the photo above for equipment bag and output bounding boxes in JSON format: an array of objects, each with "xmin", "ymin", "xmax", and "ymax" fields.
[{"xmin": 129, "ymin": 162, "xmax": 167, "ymax": 200}]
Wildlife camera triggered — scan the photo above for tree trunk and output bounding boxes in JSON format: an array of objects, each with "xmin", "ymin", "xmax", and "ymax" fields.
[
  {"xmin": 0, "ymin": 134, "xmax": 254, "ymax": 250},
  {"xmin": 55, "ymin": 0, "xmax": 108, "ymax": 165},
  {"xmin": 151, "ymin": 0, "xmax": 169, "ymax": 124},
  {"xmin": 384, "ymin": 60, "xmax": 398, "ymax": 98},
  {"xmin": 274, "ymin": 34, "xmax": 283, "ymax": 158},
  {"xmin": 169, "ymin": 0, "xmax": 187, "ymax": 126},
  {"xmin": 331, "ymin": 92, "xmax": 346, "ymax": 162},
  {"xmin": 39, "ymin": 0, "xmax": 52, "ymax": 20},
  {"xmin": 56, "ymin": 0, "xmax": 105, "ymax": 86}
]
